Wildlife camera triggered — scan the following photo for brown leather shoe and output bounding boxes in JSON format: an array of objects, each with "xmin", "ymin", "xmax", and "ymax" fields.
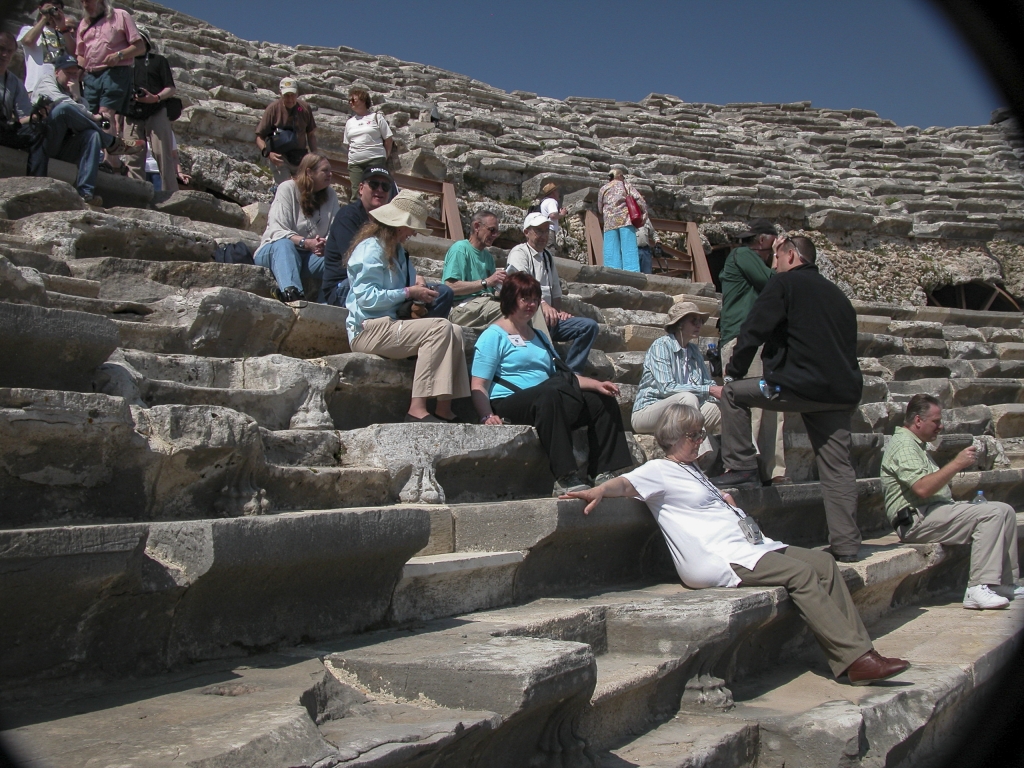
[{"xmin": 845, "ymin": 650, "xmax": 910, "ymax": 686}]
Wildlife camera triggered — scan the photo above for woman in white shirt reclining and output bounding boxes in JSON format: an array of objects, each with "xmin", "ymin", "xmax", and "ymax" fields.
[{"xmin": 561, "ymin": 402, "xmax": 910, "ymax": 686}]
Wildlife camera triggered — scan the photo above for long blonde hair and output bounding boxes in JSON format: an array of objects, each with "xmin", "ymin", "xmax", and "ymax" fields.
[
  {"xmin": 346, "ymin": 219, "xmax": 403, "ymax": 272},
  {"xmin": 294, "ymin": 153, "xmax": 331, "ymax": 217}
]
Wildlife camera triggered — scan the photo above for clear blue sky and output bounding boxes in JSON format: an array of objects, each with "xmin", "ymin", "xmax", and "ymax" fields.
[{"xmin": 158, "ymin": 0, "xmax": 1001, "ymax": 129}]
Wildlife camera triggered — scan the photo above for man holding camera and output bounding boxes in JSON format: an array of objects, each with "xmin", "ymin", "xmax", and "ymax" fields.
[
  {"xmin": 255, "ymin": 77, "xmax": 317, "ymax": 185},
  {"xmin": 30, "ymin": 54, "xmax": 142, "ymax": 204},
  {"xmin": 881, "ymin": 393, "xmax": 1021, "ymax": 610},
  {"xmin": 17, "ymin": 0, "xmax": 76, "ymax": 100}
]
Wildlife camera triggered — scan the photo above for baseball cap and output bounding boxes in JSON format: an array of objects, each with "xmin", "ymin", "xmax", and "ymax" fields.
[
  {"xmin": 522, "ymin": 212, "xmax": 551, "ymax": 231},
  {"xmin": 279, "ymin": 77, "xmax": 298, "ymax": 95},
  {"xmin": 53, "ymin": 54, "xmax": 80, "ymax": 71},
  {"xmin": 362, "ymin": 166, "xmax": 392, "ymax": 182},
  {"xmin": 737, "ymin": 218, "xmax": 777, "ymax": 239}
]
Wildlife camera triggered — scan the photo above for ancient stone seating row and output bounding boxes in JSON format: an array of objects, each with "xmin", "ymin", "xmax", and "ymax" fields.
[{"xmin": 7, "ymin": 496, "xmax": 1021, "ymax": 766}]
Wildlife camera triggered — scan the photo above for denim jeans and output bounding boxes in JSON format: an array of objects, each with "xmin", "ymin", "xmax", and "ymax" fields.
[
  {"xmin": 254, "ymin": 238, "xmax": 324, "ymax": 294},
  {"xmin": 44, "ymin": 101, "xmax": 113, "ymax": 198},
  {"xmin": 603, "ymin": 225, "xmax": 639, "ymax": 272},
  {"xmin": 550, "ymin": 315, "xmax": 599, "ymax": 373},
  {"xmin": 637, "ymin": 246, "xmax": 653, "ymax": 274}
]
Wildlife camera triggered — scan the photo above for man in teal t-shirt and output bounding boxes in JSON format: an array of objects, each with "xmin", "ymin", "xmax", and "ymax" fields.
[
  {"xmin": 718, "ymin": 218, "xmax": 787, "ymax": 485},
  {"xmin": 442, "ymin": 209, "xmax": 506, "ymax": 328}
]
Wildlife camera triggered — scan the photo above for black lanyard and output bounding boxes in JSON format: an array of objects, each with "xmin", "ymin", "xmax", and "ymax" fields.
[{"xmin": 672, "ymin": 460, "xmax": 749, "ymax": 521}]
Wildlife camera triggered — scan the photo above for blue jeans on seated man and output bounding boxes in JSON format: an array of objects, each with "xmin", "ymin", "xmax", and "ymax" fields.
[
  {"xmin": 34, "ymin": 101, "xmax": 115, "ymax": 199},
  {"xmin": 637, "ymin": 246, "xmax": 653, "ymax": 274},
  {"xmin": 254, "ymin": 238, "xmax": 325, "ymax": 296},
  {"xmin": 550, "ymin": 315, "xmax": 599, "ymax": 373}
]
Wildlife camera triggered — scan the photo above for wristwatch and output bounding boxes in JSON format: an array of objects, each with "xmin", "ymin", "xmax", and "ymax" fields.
[{"xmin": 480, "ymin": 279, "xmax": 487, "ymax": 289}]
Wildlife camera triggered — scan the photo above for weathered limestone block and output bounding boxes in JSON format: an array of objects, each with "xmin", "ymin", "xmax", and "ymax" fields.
[
  {"xmin": 0, "ymin": 254, "xmax": 47, "ymax": 305},
  {"xmin": 606, "ymin": 351, "xmax": 647, "ymax": 385},
  {"xmin": 942, "ymin": 325, "xmax": 986, "ymax": 342},
  {"xmin": 995, "ymin": 342, "xmax": 1024, "ymax": 360},
  {"xmin": 601, "ymin": 307, "xmax": 669, "ymax": 328},
  {"xmin": 0, "ymin": 506, "xmax": 430, "ymax": 681},
  {"xmin": 106, "ymin": 206, "xmax": 261, "ymax": 251},
  {"xmin": 0, "ymin": 177, "xmax": 84, "ymax": 220},
  {"xmin": 878, "ymin": 355, "xmax": 964, "ymax": 382},
  {"xmin": 242, "ymin": 201, "xmax": 270, "ymax": 234},
  {"xmin": 860, "ymin": 375, "xmax": 890, "ymax": 404},
  {"xmin": 13, "ymin": 210, "xmax": 217, "ymax": 263},
  {"xmin": 888, "ymin": 320, "xmax": 944, "ymax": 339},
  {"xmin": 857, "ymin": 333, "xmax": 905, "ymax": 358},
  {"xmin": 903, "ymin": 337, "xmax": 948, "ymax": 358},
  {"xmin": 623, "ymin": 324, "xmax": 662, "ymax": 352},
  {"xmin": 69, "ymin": 257, "xmax": 276, "ymax": 300},
  {"xmin": 327, "ymin": 352, "xmax": 417, "ymax": 429},
  {"xmin": 277, "ymin": 301, "xmax": 351, "ymax": 358},
  {"xmin": 143, "ymin": 287, "xmax": 295, "ymax": 357},
  {"xmin": 153, "ymin": 189, "xmax": 249, "ymax": 229},
  {"xmin": 989, "ymin": 404, "xmax": 1024, "ymax": 438},
  {"xmin": 856, "ymin": 315, "xmax": 890, "ymax": 334},
  {"xmin": 339, "ymin": 423, "xmax": 552, "ymax": 504},
  {"xmin": 0, "ymin": 303, "xmax": 119, "ymax": 391},
  {"xmin": 97, "ymin": 349, "xmax": 338, "ymax": 430},
  {"xmin": 0, "ymin": 389, "xmax": 138, "ymax": 527},
  {"xmin": 946, "ymin": 340, "xmax": 996, "ymax": 360}
]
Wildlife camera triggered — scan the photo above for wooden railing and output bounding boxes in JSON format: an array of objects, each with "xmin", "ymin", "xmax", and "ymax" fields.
[
  {"xmin": 326, "ymin": 157, "xmax": 464, "ymax": 242},
  {"xmin": 583, "ymin": 212, "xmax": 713, "ymax": 283}
]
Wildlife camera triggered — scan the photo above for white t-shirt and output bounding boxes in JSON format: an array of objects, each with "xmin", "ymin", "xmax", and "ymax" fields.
[
  {"xmin": 624, "ymin": 459, "xmax": 785, "ymax": 588},
  {"xmin": 540, "ymin": 196, "xmax": 559, "ymax": 233},
  {"xmin": 344, "ymin": 111, "xmax": 393, "ymax": 165},
  {"xmin": 18, "ymin": 24, "xmax": 69, "ymax": 96}
]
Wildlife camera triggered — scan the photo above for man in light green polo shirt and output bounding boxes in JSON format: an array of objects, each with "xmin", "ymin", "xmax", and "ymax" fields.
[
  {"xmin": 441, "ymin": 209, "xmax": 506, "ymax": 329},
  {"xmin": 881, "ymin": 393, "xmax": 1021, "ymax": 610}
]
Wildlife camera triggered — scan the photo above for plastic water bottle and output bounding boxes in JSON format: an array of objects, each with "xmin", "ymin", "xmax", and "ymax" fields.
[
  {"xmin": 972, "ymin": 490, "xmax": 987, "ymax": 505},
  {"xmin": 759, "ymin": 378, "xmax": 780, "ymax": 399}
]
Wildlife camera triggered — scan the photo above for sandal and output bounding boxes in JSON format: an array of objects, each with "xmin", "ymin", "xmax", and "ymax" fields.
[{"xmin": 107, "ymin": 137, "xmax": 145, "ymax": 156}]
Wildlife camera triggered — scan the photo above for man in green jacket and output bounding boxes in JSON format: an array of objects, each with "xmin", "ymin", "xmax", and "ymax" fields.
[{"xmin": 718, "ymin": 219, "xmax": 787, "ymax": 485}]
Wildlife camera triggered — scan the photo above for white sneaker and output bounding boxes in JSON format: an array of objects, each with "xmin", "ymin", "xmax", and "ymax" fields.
[
  {"xmin": 963, "ymin": 584, "xmax": 1010, "ymax": 610},
  {"xmin": 993, "ymin": 584, "xmax": 1024, "ymax": 599}
]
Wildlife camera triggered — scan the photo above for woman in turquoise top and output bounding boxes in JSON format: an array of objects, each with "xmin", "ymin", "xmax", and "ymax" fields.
[
  {"xmin": 471, "ymin": 272, "xmax": 633, "ymax": 495},
  {"xmin": 345, "ymin": 190, "xmax": 467, "ymax": 423}
]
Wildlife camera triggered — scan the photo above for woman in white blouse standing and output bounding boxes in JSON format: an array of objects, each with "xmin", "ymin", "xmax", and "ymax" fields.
[
  {"xmin": 344, "ymin": 87, "xmax": 394, "ymax": 202},
  {"xmin": 254, "ymin": 153, "xmax": 340, "ymax": 303},
  {"xmin": 562, "ymin": 403, "xmax": 911, "ymax": 686}
]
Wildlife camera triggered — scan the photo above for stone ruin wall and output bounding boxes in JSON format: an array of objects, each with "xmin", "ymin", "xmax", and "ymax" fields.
[{"xmin": 65, "ymin": 0, "xmax": 1024, "ymax": 306}]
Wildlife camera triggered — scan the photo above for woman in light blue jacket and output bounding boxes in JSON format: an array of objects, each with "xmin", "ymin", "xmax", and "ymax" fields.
[{"xmin": 345, "ymin": 190, "xmax": 467, "ymax": 423}]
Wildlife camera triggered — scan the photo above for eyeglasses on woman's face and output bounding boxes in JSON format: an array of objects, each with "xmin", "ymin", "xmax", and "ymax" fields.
[{"xmin": 684, "ymin": 429, "xmax": 707, "ymax": 443}]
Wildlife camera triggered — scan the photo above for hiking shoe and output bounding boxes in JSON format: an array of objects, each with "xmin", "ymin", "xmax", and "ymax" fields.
[
  {"xmin": 107, "ymin": 136, "xmax": 145, "ymax": 155},
  {"xmin": 280, "ymin": 286, "xmax": 303, "ymax": 303},
  {"xmin": 553, "ymin": 473, "xmax": 590, "ymax": 497},
  {"xmin": 591, "ymin": 471, "xmax": 621, "ymax": 486},
  {"xmin": 963, "ymin": 584, "xmax": 1010, "ymax": 610},
  {"xmin": 708, "ymin": 469, "xmax": 760, "ymax": 489},
  {"xmin": 81, "ymin": 194, "xmax": 103, "ymax": 207}
]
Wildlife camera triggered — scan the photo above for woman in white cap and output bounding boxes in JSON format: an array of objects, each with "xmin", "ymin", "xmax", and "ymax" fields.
[
  {"xmin": 254, "ymin": 152, "xmax": 339, "ymax": 303},
  {"xmin": 631, "ymin": 302, "xmax": 723, "ymax": 460},
  {"xmin": 345, "ymin": 190, "xmax": 466, "ymax": 423}
]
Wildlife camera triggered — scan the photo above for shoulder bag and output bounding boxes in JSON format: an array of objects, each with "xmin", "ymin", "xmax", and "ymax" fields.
[{"xmin": 623, "ymin": 182, "xmax": 645, "ymax": 228}]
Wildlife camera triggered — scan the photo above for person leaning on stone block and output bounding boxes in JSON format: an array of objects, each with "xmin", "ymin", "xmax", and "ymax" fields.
[
  {"xmin": 319, "ymin": 165, "xmax": 393, "ymax": 307},
  {"xmin": 881, "ymin": 393, "xmax": 1023, "ymax": 610},
  {"xmin": 255, "ymin": 76, "xmax": 317, "ymax": 186},
  {"xmin": 563, "ymin": 403, "xmax": 911, "ymax": 686},
  {"xmin": 506, "ymin": 212, "xmax": 599, "ymax": 373},
  {"xmin": 711, "ymin": 234, "xmax": 864, "ymax": 563},
  {"xmin": 441, "ymin": 209, "xmax": 507, "ymax": 329}
]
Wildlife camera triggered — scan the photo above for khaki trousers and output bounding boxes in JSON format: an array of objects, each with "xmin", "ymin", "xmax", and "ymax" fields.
[
  {"xmin": 731, "ymin": 546, "xmax": 873, "ymax": 677},
  {"xmin": 631, "ymin": 393, "xmax": 721, "ymax": 458},
  {"xmin": 351, "ymin": 316, "xmax": 470, "ymax": 400},
  {"xmin": 126, "ymin": 108, "xmax": 178, "ymax": 192},
  {"xmin": 721, "ymin": 338, "xmax": 786, "ymax": 481},
  {"xmin": 901, "ymin": 501, "xmax": 1019, "ymax": 587},
  {"xmin": 449, "ymin": 295, "xmax": 504, "ymax": 329}
]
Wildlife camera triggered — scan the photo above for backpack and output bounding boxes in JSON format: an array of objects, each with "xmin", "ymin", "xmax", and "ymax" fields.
[
  {"xmin": 214, "ymin": 241, "xmax": 254, "ymax": 265},
  {"xmin": 526, "ymin": 202, "xmax": 542, "ymax": 214}
]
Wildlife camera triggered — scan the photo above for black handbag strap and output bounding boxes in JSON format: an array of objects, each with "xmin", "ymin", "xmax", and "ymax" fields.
[{"xmin": 491, "ymin": 328, "xmax": 574, "ymax": 395}]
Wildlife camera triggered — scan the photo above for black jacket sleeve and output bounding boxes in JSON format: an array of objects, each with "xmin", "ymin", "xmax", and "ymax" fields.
[{"xmin": 726, "ymin": 274, "xmax": 787, "ymax": 379}]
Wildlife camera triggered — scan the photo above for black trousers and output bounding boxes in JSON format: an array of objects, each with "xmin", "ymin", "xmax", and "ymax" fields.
[{"xmin": 492, "ymin": 381, "xmax": 632, "ymax": 479}]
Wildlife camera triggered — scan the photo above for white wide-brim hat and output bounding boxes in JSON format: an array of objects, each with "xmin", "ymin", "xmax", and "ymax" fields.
[{"xmin": 369, "ymin": 190, "xmax": 432, "ymax": 235}]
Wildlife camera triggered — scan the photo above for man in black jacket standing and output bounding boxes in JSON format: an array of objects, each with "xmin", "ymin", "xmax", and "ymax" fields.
[{"xmin": 711, "ymin": 235, "xmax": 864, "ymax": 562}]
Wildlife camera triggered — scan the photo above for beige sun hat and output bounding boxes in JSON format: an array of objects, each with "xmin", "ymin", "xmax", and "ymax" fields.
[
  {"xmin": 664, "ymin": 301, "xmax": 710, "ymax": 331},
  {"xmin": 369, "ymin": 190, "xmax": 432, "ymax": 235}
]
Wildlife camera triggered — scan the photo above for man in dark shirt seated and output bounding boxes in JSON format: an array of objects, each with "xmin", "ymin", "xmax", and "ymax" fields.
[{"xmin": 319, "ymin": 165, "xmax": 393, "ymax": 306}]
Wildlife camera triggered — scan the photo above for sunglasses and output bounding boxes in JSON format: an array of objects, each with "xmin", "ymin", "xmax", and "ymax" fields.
[
  {"xmin": 365, "ymin": 180, "xmax": 390, "ymax": 192},
  {"xmin": 481, "ymin": 226, "xmax": 499, "ymax": 235},
  {"xmin": 685, "ymin": 429, "xmax": 707, "ymax": 443}
]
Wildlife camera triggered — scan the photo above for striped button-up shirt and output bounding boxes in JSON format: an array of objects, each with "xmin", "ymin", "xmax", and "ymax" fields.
[{"xmin": 633, "ymin": 335, "xmax": 714, "ymax": 413}]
